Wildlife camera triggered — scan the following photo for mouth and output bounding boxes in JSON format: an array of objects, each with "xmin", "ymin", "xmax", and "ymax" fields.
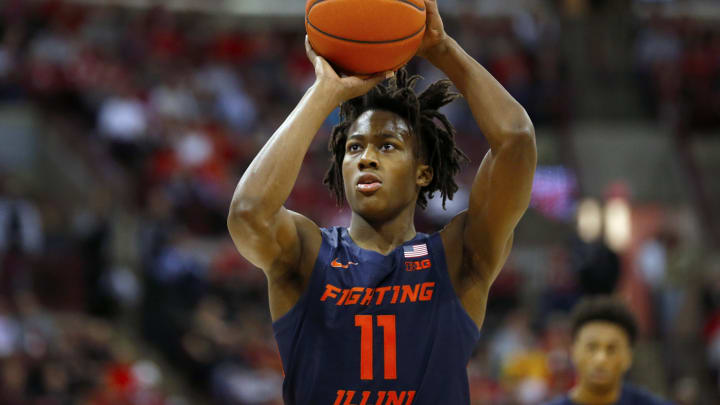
[
  {"xmin": 356, "ymin": 174, "xmax": 383, "ymax": 195},
  {"xmin": 588, "ymin": 369, "xmax": 612, "ymax": 382}
]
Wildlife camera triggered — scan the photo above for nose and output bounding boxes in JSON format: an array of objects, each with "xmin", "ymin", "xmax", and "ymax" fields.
[
  {"xmin": 358, "ymin": 146, "xmax": 379, "ymax": 170},
  {"xmin": 591, "ymin": 350, "xmax": 609, "ymax": 365}
]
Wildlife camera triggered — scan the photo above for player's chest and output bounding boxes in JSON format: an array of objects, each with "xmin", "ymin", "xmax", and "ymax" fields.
[{"xmin": 318, "ymin": 249, "xmax": 440, "ymax": 309}]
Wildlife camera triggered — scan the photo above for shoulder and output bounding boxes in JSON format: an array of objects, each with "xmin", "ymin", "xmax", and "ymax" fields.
[
  {"xmin": 275, "ymin": 210, "xmax": 325, "ymax": 279},
  {"xmin": 622, "ymin": 384, "xmax": 675, "ymax": 405},
  {"xmin": 291, "ymin": 222, "xmax": 342, "ymax": 272}
]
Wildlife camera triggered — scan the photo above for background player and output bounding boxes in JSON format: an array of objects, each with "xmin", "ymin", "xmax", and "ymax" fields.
[{"xmin": 543, "ymin": 296, "xmax": 675, "ymax": 405}]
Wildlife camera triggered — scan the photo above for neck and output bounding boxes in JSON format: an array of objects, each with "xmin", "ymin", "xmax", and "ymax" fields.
[
  {"xmin": 348, "ymin": 205, "xmax": 417, "ymax": 255},
  {"xmin": 570, "ymin": 382, "xmax": 622, "ymax": 405}
]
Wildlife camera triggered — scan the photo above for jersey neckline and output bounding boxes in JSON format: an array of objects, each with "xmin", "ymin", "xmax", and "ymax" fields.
[{"xmin": 340, "ymin": 227, "xmax": 428, "ymax": 259}]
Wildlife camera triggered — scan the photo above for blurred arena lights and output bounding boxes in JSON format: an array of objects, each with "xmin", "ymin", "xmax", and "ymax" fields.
[
  {"xmin": 604, "ymin": 198, "xmax": 632, "ymax": 252},
  {"xmin": 577, "ymin": 198, "xmax": 602, "ymax": 243},
  {"xmin": 529, "ymin": 165, "xmax": 577, "ymax": 221}
]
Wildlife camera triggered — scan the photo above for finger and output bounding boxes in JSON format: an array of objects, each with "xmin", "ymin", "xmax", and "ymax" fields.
[
  {"xmin": 339, "ymin": 71, "xmax": 384, "ymax": 92},
  {"xmin": 305, "ymin": 35, "xmax": 319, "ymax": 61},
  {"xmin": 314, "ymin": 57, "xmax": 326, "ymax": 74},
  {"xmin": 424, "ymin": 0, "xmax": 439, "ymax": 14},
  {"xmin": 367, "ymin": 75, "xmax": 387, "ymax": 88},
  {"xmin": 351, "ymin": 70, "xmax": 391, "ymax": 83},
  {"xmin": 360, "ymin": 71, "xmax": 392, "ymax": 82},
  {"xmin": 305, "ymin": 37, "xmax": 329, "ymax": 71},
  {"xmin": 425, "ymin": 0, "xmax": 442, "ymax": 24},
  {"xmin": 423, "ymin": 0, "xmax": 444, "ymax": 34},
  {"xmin": 363, "ymin": 70, "xmax": 394, "ymax": 87}
]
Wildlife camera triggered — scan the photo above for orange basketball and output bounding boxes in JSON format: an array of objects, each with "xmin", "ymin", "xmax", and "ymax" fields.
[{"xmin": 305, "ymin": 0, "xmax": 427, "ymax": 75}]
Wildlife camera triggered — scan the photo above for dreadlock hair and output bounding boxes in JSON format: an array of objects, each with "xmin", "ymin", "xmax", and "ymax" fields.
[{"xmin": 323, "ymin": 68, "xmax": 469, "ymax": 210}]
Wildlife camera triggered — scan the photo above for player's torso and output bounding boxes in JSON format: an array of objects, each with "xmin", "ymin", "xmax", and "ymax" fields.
[{"xmin": 273, "ymin": 227, "xmax": 480, "ymax": 405}]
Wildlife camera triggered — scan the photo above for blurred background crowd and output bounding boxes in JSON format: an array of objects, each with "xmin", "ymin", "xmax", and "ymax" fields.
[{"xmin": 0, "ymin": 0, "xmax": 719, "ymax": 404}]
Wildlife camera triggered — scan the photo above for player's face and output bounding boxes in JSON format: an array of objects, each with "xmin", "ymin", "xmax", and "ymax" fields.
[
  {"xmin": 571, "ymin": 321, "xmax": 632, "ymax": 393},
  {"xmin": 342, "ymin": 109, "xmax": 431, "ymax": 221}
]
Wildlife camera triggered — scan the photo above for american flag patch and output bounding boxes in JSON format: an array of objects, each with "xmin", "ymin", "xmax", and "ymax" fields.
[{"xmin": 403, "ymin": 244, "xmax": 428, "ymax": 258}]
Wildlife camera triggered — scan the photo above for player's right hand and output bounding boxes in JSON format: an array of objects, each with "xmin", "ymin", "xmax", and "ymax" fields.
[{"xmin": 305, "ymin": 36, "xmax": 393, "ymax": 105}]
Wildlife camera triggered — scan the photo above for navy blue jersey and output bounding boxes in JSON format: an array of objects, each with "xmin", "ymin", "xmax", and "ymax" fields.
[
  {"xmin": 543, "ymin": 384, "xmax": 674, "ymax": 405},
  {"xmin": 273, "ymin": 227, "xmax": 481, "ymax": 405}
]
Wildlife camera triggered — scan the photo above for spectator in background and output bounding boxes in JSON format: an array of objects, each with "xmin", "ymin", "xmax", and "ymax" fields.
[
  {"xmin": 0, "ymin": 22, "xmax": 23, "ymax": 102},
  {"xmin": 0, "ymin": 179, "xmax": 43, "ymax": 300},
  {"xmin": 543, "ymin": 296, "xmax": 674, "ymax": 405},
  {"xmin": 97, "ymin": 80, "xmax": 148, "ymax": 168},
  {"xmin": 571, "ymin": 237, "xmax": 620, "ymax": 296},
  {"xmin": 0, "ymin": 180, "xmax": 43, "ymax": 257}
]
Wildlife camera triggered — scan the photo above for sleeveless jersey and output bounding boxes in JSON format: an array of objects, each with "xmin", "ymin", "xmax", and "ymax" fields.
[
  {"xmin": 273, "ymin": 227, "xmax": 481, "ymax": 405},
  {"xmin": 542, "ymin": 384, "xmax": 675, "ymax": 405}
]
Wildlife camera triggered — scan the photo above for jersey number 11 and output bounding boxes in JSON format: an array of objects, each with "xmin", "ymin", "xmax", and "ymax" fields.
[{"xmin": 355, "ymin": 314, "xmax": 397, "ymax": 380}]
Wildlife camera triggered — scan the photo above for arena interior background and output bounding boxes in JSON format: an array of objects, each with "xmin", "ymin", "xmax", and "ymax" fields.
[{"xmin": 0, "ymin": 0, "xmax": 719, "ymax": 404}]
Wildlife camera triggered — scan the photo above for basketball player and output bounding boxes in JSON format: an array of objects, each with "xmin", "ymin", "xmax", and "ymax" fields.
[
  {"xmin": 543, "ymin": 297, "xmax": 674, "ymax": 405},
  {"xmin": 227, "ymin": 1, "xmax": 536, "ymax": 403}
]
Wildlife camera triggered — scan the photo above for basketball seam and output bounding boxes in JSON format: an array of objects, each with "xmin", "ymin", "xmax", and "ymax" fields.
[
  {"xmin": 308, "ymin": 0, "xmax": 426, "ymax": 14},
  {"xmin": 395, "ymin": 0, "xmax": 426, "ymax": 11},
  {"xmin": 307, "ymin": 16, "xmax": 425, "ymax": 44}
]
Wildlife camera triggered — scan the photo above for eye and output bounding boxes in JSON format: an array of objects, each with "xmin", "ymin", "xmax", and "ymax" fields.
[
  {"xmin": 381, "ymin": 143, "xmax": 396, "ymax": 151},
  {"xmin": 347, "ymin": 143, "xmax": 362, "ymax": 153}
]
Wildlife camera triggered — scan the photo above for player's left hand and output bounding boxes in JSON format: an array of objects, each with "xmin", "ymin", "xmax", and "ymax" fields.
[{"xmin": 416, "ymin": 0, "xmax": 449, "ymax": 59}]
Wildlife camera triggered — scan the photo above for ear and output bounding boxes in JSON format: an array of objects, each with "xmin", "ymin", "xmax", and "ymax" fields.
[
  {"xmin": 621, "ymin": 346, "xmax": 633, "ymax": 373},
  {"xmin": 416, "ymin": 164, "xmax": 433, "ymax": 188}
]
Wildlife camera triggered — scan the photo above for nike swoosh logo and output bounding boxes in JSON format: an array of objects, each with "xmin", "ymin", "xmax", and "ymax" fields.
[{"xmin": 331, "ymin": 258, "xmax": 359, "ymax": 269}]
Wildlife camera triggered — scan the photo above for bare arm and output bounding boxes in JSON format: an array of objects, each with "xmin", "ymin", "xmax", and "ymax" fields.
[
  {"xmin": 227, "ymin": 39, "xmax": 389, "ymax": 311},
  {"xmin": 227, "ymin": 81, "xmax": 333, "ymax": 269},
  {"xmin": 419, "ymin": 1, "xmax": 536, "ymax": 296}
]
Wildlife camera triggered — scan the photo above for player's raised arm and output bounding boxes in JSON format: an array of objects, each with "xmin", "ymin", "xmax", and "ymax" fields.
[
  {"xmin": 227, "ymin": 38, "xmax": 389, "ymax": 275},
  {"xmin": 419, "ymin": 1, "xmax": 536, "ymax": 289}
]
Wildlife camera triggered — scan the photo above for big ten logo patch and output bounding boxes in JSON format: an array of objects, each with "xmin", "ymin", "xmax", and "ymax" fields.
[{"xmin": 405, "ymin": 259, "xmax": 431, "ymax": 272}]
